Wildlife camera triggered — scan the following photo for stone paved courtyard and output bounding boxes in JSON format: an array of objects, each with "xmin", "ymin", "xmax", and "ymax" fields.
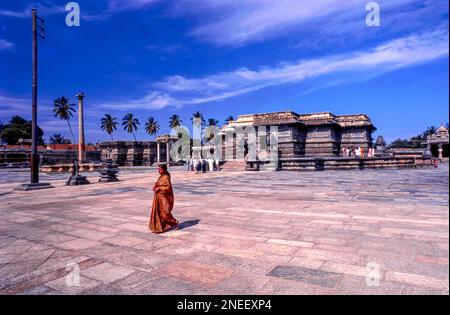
[{"xmin": 0, "ymin": 165, "xmax": 448, "ymax": 295}]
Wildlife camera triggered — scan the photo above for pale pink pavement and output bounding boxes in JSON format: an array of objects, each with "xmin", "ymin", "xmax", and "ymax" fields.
[{"xmin": 0, "ymin": 164, "xmax": 448, "ymax": 294}]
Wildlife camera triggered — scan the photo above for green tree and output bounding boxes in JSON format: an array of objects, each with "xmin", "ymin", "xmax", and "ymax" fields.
[
  {"xmin": 387, "ymin": 138, "xmax": 413, "ymax": 149},
  {"xmin": 53, "ymin": 96, "xmax": 76, "ymax": 143},
  {"xmin": 0, "ymin": 120, "xmax": 5, "ymax": 136},
  {"xmin": 10, "ymin": 116, "xmax": 28, "ymax": 125},
  {"xmin": 0, "ymin": 116, "xmax": 44, "ymax": 145},
  {"xmin": 409, "ymin": 134, "xmax": 426, "ymax": 149},
  {"xmin": 169, "ymin": 114, "xmax": 182, "ymax": 129},
  {"xmin": 122, "ymin": 113, "xmax": 139, "ymax": 140},
  {"xmin": 101, "ymin": 114, "xmax": 118, "ymax": 140},
  {"xmin": 145, "ymin": 117, "xmax": 160, "ymax": 138}
]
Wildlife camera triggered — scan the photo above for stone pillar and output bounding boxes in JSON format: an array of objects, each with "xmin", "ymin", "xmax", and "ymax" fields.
[
  {"xmin": 76, "ymin": 93, "xmax": 86, "ymax": 163},
  {"xmin": 166, "ymin": 142, "xmax": 170, "ymax": 164},
  {"xmin": 424, "ymin": 143, "xmax": 432, "ymax": 156},
  {"xmin": 157, "ymin": 142, "xmax": 160, "ymax": 164},
  {"xmin": 438, "ymin": 143, "xmax": 443, "ymax": 160}
]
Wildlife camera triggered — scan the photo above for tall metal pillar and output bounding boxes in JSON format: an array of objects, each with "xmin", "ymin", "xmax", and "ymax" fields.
[
  {"xmin": 30, "ymin": 8, "xmax": 39, "ymax": 184},
  {"xmin": 15, "ymin": 8, "xmax": 54, "ymax": 191}
]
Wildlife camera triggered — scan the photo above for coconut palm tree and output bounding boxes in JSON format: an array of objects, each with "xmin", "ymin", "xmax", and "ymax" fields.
[
  {"xmin": 49, "ymin": 133, "xmax": 65, "ymax": 144},
  {"xmin": 169, "ymin": 114, "xmax": 182, "ymax": 129},
  {"xmin": 203, "ymin": 118, "xmax": 219, "ymax": 142},
  {"xmin": 191, "ymin": 111, "xmax": 205, "ymax": 127},
  {"xmin": 122, "ymin": 113, "xmax": 140, "ymax": 140},
  {"xmin": 207, "ymin": 118, "xmax": 219, "ymax": 126},
  {"xmin": 53, "ymin": 96, "xmax": 76, "ymax": 143},
  {"xmin": 145, "ymin": 117, "xmax": 160, "ymax": 138},
  {"xmin": 101, "ymin": 114, "xmax": 118, "ymax": 140},
  {"xmin": 225, "ymin": 115, "xmax": 234, "ymax": 123},
  {"xmin": 423, "ymin": 126, "xmax": 438, "ymax": 138}
]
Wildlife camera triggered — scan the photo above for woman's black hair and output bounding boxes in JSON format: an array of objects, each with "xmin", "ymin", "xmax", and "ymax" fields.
[{"xmin": 159, "ymin": 163, "xmax": 168, "ymax": 172}]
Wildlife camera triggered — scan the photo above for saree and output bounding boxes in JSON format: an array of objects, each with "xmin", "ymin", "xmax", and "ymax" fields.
[{"xmin": 149, "ymin": 173, "xmax": 178, "ymax": 233}]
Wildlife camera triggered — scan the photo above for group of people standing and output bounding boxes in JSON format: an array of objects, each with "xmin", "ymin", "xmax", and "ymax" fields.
[
  {"xmin": 187, "ymin": 158, "xmax": 220, "ymax": 173},
  {"xmin": 342, "ymin": 146, "xmax": 376, "ymax": 158}
]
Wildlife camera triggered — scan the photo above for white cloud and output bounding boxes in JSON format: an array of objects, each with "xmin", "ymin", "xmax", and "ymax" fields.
[
  {"xmin": 0, "ymin": 94, "xmax": 53, "ymax": 118},
  {"xmin": 98, "ymin": 27, "xmax": 449, "ymax": 110},
  {"xmin": 0, "ymin": 94, "xmax": 30, "ymax": 114},
  {"xmin": 0, "ymin": 10, "xmax": 28, "ymax": 18},
  {"xmin": 0, "ymin": 39, "xmax": 13, "ymax": 50},
  {"xmin": 0, "ymin": 1, "xmax": 65, "ymax": 18},
  {"xmin": 99, "ymin": 92, "xmax": 176, "ymax": 110},
  {"xmin": 108, "ymin": 0, "xmax": 159, "ymax": 11},
  {"xmin": 84, "ymin": 0, "xmax": 160, "ymax": 21},
  {"xmin": 172, "ymin": 0, "xmax": 430, "ymax": 46}
]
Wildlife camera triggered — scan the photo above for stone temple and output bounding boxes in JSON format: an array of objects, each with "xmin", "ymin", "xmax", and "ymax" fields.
[
  {"xmin": 221, "ymin": 111, "xmax": 376, "ymax": 158},
  {"xmin": 96, "ymin": 110, "xmax": 434, "ymax": 171},
  {"xmin": 214, "ymin": 110, "xmax": 432, "ymax": 171}
]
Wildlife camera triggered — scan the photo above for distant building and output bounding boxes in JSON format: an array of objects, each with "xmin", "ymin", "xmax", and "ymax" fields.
[{"xmin": 425, "ymin": 124, "xmax": 449, "ymax": 159}]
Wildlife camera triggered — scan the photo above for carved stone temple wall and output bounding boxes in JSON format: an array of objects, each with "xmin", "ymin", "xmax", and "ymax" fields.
[
  {"xmin": 99, "ymin": 141, "xmax": 156, "ymax": 166},
  {"xmin": 220, "ymin": 111, "xmax": 376, "ymax": 160},
  {"xmin": 218, "ymin": 110, "xmax": 433, "ymax": 171}
]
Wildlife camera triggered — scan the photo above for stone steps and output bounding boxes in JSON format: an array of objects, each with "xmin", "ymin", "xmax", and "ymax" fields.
[{"xmin": 221, "ymin": 160, "xmax": 247, "ymax": 171}]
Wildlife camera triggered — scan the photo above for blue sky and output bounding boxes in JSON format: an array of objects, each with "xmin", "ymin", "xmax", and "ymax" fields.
[{"xmin": 0, "ymin": 0, "xmax": 448, "ymax": 143}]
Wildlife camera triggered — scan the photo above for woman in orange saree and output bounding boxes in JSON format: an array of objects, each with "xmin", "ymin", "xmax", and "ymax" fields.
[{"xmin": 149, "ymin": 164, "xmax": 179, "ymax": 233}]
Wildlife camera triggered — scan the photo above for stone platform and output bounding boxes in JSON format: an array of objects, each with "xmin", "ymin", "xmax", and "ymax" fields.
[
  {"xmin": 246, "ymin": 156, "xmax": 434, "ymax": 171},
  {"xmin": 0, "ymin": 164, "xmax": 448, "ymax": 294}
]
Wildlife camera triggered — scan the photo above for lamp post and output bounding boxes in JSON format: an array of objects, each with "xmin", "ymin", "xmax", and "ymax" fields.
[{"xmin": 16, "ymin": 8, "xmax": 54, "ymax": 191}]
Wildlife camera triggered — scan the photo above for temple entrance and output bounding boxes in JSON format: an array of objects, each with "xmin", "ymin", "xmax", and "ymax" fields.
[
  {"xmin": 244, "ymin": 140, "xmax": 249, "ymax": 158},
  {"xmin": 426, "ymin": 125, "xmax": 449, "ymax": 160},
  {"xmin": 430, "ymin": 143, "xmax": 449, "ymax": 158}
]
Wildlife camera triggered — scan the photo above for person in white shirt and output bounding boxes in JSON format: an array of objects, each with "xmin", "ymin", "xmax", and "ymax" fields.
[
  {"xmin": 208, "ymin": 158, "xmax": 214, "ymax": 172},
  {"xmin": 215, "ymin": 158, "xmax": 220, "ymax": 171}
]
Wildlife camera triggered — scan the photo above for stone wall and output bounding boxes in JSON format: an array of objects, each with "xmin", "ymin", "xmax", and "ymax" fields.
[
  {"xmin": 303, "ymin": 125, "xmax": 340, "ymax": 157},
  {"xmin": 99, "ymin": 141, "xmax": 157, "ymax": 166},
  {"xmin": 0, "ymin": 149, "xmax": 101, "ymax": 168},
  {"xmin": 223, "ymin": 111, "xmax": 377, "ymax": 161},
  {"xmin": 340, "ymin": 126, "xmax": 373, "ymax": 152},
  {"xmin": 276, "ymin": 125, "xmax": 306, "ymax": 158}
]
